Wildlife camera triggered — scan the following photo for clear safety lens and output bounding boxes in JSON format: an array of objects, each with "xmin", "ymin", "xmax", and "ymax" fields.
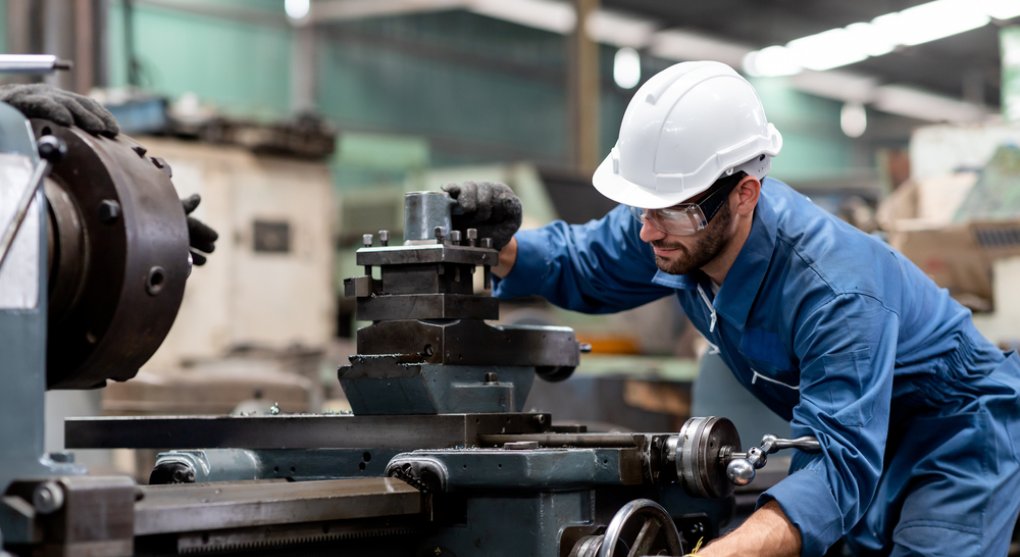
[{"xmin": 629, "ymin": 204, "xmax": 708, "ymax": 236}]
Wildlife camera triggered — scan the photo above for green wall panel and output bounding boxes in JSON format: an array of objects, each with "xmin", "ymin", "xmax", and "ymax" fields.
[
  {"xmin": 316, "ymin": 12, "xmax": 570, "ymax": 168},
  {"xmin": 107, "ymin": 1, "xmax": 292, "ymax": 119},
  {"xmin": 751, "ymin": 77, "xmax": 855, "ymax": 182}
]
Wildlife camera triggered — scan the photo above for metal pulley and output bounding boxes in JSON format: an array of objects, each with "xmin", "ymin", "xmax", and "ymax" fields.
[
  {"xmin": 33, "ymin": 120, "xmax": 190, "ymax": 389},
  {"xmin": 667, "ymin": 416, "xmax": 742, "ymax": 499},
  {"xmin": 664, "ymin": 417, "xmax": 821, "ymax": 498}
]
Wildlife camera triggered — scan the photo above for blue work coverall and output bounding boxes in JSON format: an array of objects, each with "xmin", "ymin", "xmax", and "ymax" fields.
[{"xmin": 494, "ymin": 178, "xmax": 1020, "ymax": 556}]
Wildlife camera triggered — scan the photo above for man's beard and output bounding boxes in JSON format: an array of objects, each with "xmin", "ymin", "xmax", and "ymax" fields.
[{"xmin": 651, "ymin": 202, "xmax": 733, "ymax": 275}]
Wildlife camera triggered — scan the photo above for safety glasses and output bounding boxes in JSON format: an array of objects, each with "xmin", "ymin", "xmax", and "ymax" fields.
[{"xmin": 629, "ymin": 173, "xmax": 743, "ymax": 236}]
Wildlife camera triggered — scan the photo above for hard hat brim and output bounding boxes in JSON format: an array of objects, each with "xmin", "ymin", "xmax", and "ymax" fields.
[{"xmin": 592, "ymin": 153, "xmax": 708, "ymax": 210}]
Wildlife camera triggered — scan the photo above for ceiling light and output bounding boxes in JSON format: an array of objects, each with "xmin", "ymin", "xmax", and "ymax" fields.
[
  {"xmin": 742, "ymin": 46, "xmax": 801, "ymax": 77},
  {"xmin": 873, "ymin": 0, "xmax": 989, "ymax": 47},
  {"xmin": 840, "ymin": 102, "xmax": 867, "ymax": 138},
  {"xmin": 786, "ymin": 28, "xmax": 869, "ymax": 71},
  {"xmin": 983, "ymin": 0, "xmax": 1020, "ymax": 20},
  {"xmin": 843, "ymin": 22, "xmax": 897, "ymax": 57},
  {"xmin": 613, "ymin": 47, "xmax": 641, "ymax": 89},
  {"xmin": 284, "ymin": 0, "xmax": 310, "ymax": 21}
]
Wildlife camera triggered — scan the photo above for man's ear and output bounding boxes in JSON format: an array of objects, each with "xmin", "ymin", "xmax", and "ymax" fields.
[{"xmin": 733, "ymin": 175, "xmax": 761, "ymax": 217}]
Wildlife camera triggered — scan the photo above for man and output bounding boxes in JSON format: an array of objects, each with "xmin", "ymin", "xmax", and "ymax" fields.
[
  {"xmin": 445, "ymin": 61, "xmax": 1020, "ymax": 556},
  {"xmin": 0, "ymin": 83, "xmax": 217, "ymax": 263}
]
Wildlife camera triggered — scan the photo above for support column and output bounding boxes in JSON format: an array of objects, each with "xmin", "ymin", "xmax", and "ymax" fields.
[{"xmin": 568, "ymin": 0, "xmax": 600, "ymax": 175}]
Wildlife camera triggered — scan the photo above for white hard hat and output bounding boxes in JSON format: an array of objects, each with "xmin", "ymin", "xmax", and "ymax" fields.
[{"xmin": 593, "ymin": 61, "xmax": 783, "ymax": 209}]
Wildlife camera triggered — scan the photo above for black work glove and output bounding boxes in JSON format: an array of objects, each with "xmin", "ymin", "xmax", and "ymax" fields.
[
  {"xmin": 181, "ymin": 194, "xmax": 218, "ymax": 266},
  {"xmin": 442, "ymin": 181, "xmax": 522, "ymax": 250},
  {"xmin": 0, "ymin": 83, "xmax": 119, "ymax": 137}
]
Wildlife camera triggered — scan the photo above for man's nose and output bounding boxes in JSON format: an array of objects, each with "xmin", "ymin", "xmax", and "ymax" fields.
[{"xmin": 639, "ymin": 219, "xmax": 664, "ymax": 243}]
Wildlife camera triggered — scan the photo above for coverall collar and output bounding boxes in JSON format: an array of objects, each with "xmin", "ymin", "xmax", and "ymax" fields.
[{"xmin": 651, "ymin": 183, "xmax": 778, "ymax": 327}]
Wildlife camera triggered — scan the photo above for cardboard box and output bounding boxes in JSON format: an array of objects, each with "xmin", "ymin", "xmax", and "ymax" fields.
[{"xmin": 886, "ymin": 219, "xmax": 1020, "ymax": 310}]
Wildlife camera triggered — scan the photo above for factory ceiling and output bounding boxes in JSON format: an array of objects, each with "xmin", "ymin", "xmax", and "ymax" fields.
[{"xmin": 606, "ymin": 0, "xmax": 1007, "ymax": 108}]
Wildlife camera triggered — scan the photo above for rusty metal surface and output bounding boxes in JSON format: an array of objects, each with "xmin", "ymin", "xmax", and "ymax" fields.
[
  {"xmin": 134, "ymin": 477, "xmax": 420, "ymax": 536},
  {"xmin": 64, "ymin": 413, "xmax": 551, "ymax": 450},
  {"xmin": 34, "ymin": 120, "xmax": 189, "ymax": 389}
]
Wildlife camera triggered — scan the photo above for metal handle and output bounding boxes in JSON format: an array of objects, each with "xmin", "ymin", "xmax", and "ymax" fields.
[
  {"xmin": 763, "ymin": 434, "xmax": 821, "ymax": 453},
  {"xmin": 725, "ymin": 433, "xmax": 820, "ymax": 487}
]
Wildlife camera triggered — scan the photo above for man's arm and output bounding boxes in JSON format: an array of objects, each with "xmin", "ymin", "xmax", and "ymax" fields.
[{"xmin": 697, "ymin": 500, "xmax": 800, "ymax": 557}]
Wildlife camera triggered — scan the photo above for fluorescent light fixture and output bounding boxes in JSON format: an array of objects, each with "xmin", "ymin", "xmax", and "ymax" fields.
[
  {"xmin": 873, "ymin": 0, "xmax": 988, "ymax": 47},
  {"xmin": 586, "ymin": 9, "xmax": 657, "ymax": 49},
  {"xmin": 285, "ymin": 0, "xmax": 310, "ymax": 21},
  {"xmin": 843, "ymin": 22, "xmax": 897, "ymax": 57},
  {"xmin": 470, "ymin": 0, "xmax": 576, "ymax": 34},
  {"xmin": 613, "ymin": 47, "xmax": 641, "ymax": 89},
  {"xmin": 873, "ymin": 85, "xmax": 988, "ymax": 123},
  {"xmin": 983, "ymin": 0, "xmax": 1020, "ymax": 20},
  {"xmin": 786, "ymin": 28, "xmax": 868, "ymax": 71},
  {"xmin": 742, "ymin": 45, "xmax": 800, "ymax": 77},
  {"xmin": 745, "ymin": 0, "xmax": 1000, "ymax": 75},
  {"xmin": 840, "ymin": 102, "xmax": 867, "ymax": 138},
  {"xmin": 649, "ymin": 29, "xmax": 751, "ymax": 67}
]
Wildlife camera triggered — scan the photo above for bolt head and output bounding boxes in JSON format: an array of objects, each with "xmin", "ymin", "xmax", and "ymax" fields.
[
  {"xmin": 32, "ymin": 482, "xmax": 64, "ymax": 514},
  {"xmin": 98, "ymin": 199, "xmax": 121, "ymax": 223}
]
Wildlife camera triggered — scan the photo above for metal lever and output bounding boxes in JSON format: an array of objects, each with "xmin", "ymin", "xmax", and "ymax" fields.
[
  {"xmin": 762, "ymin": 434, "xmax": 820, "ymax": 453},
  {"xmin": 0, "ymin": 54, "xmax": 72, "ymax": 74},
  {"xmin": 0, "ymin": 135, "xmax": 66, "ymax": 272},
  {"xmin": 725, "ymin": 433, "xmax": 820, "ymax": 487}
]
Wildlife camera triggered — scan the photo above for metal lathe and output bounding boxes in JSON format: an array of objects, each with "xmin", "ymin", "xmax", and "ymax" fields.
[{"xmin": 0, "ymin": 63, "xmax": 814, "ymax": 557}]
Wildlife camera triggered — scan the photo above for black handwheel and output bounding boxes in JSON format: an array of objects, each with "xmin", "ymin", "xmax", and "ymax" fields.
[{"xmin": 569, "ymin": 498, "xmax": 684, "ymax": 557}]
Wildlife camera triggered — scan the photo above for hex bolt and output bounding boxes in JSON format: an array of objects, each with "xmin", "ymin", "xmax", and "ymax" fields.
[
  {"xmin": 434, "ymin": 226, "xmax": 445, "ymax": 243},
  {"xmin": 450, "ymin": 230, "xmax": 462, "ymax": 245},
  {"xmin": 466, "ymin": 228, "xmax": 478, "ymax": 247},
  {"xmin": 32, "ymin": 481, "xmax": 64, "ymax": 514},
  {"xmin": 379, "ymin": 230, "xmax": 389, "ymax": 246},
  {"xmin": 484, "ymin": 371, "xmax": 498, "ymax": 383},
  {"xmin": 362, "ymin": 234, "xmax": 373, "ymax": 247},
  {"xmin": 481, "ymin": 237, "xmax": 493, "ymax": 249},
  {"xmin": 98, "ymin": 199, "xmax": 121, "ymax": 224}
]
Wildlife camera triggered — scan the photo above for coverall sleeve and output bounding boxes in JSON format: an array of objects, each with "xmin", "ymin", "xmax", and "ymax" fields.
[
  {"xmin": 758, "ymin": 293, "xmax": 898, "ymax": 556},
  {"xmin": 494, "ymin": 205, "xmax": 675, "ymax": 314}
]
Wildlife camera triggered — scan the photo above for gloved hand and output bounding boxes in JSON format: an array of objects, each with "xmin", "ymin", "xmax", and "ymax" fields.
[
  {"xmin": 0, "ymin": 83, "xmax": 119, "ymax": 137},
  {"xmin": 442, "ymin": 181, "xmax": 522, "ymax": 250},
  {"xmin": 181, "ymin": 194, "xmax": 218, "ymax": 266}
]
